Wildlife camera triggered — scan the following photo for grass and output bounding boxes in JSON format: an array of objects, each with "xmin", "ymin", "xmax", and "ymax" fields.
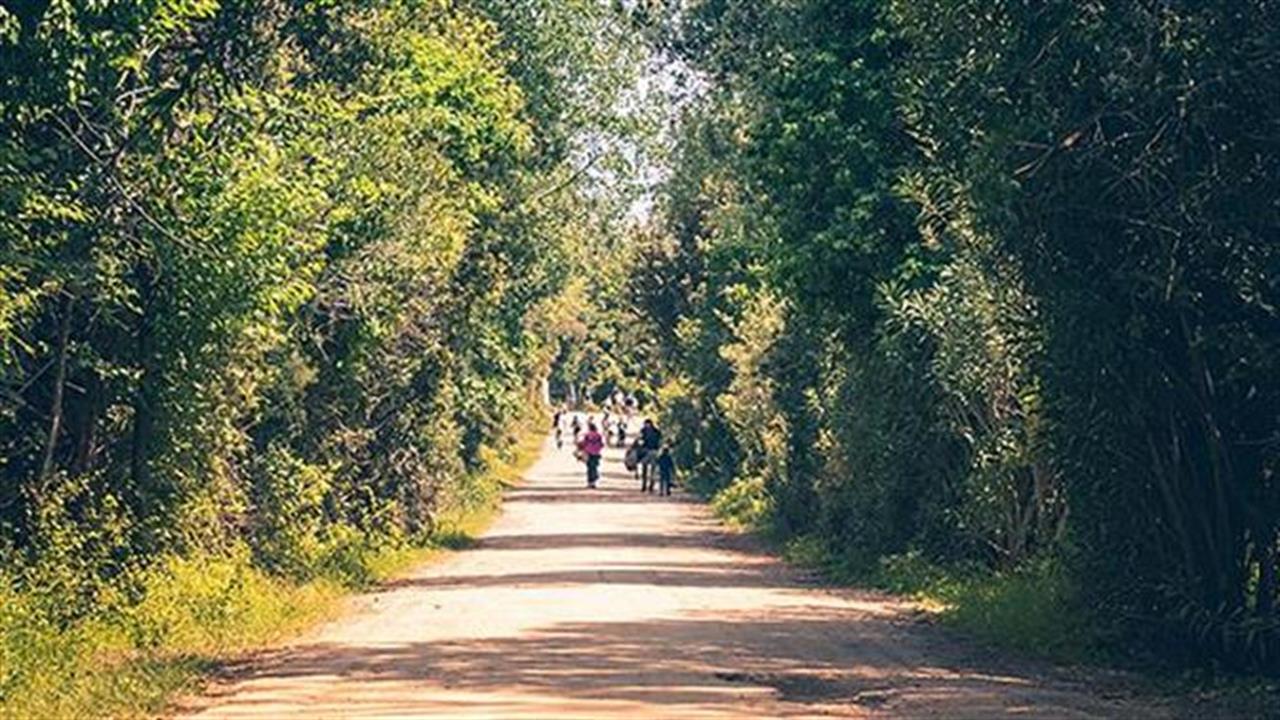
[
  {"xmin": 776, "ymin": 535, "xmax": 1102, "ymax": 666},
  {"xmin": 878, "ymin": 552, "xmax": 1097, "ymax": 663},
  {"xmin": 794, "ymin": 543, "xmax": 1280, "ymax": 717},
  {"xmin": 704, "ymin": 482, "xmax": 1100, "ymax": 667},
  {"xmin": 710, "ymin": 484, "xmax": 1280, "ymax": 715},
  {"xmin": 0, "ymin": 422, "xmax": 547, "ymax": 720},
  {"xmin": 1, "ymin": 552, "xmax": 344, "ymax": 720},
  {"xmin": 430, "ymin": 415, "xmax": 547, "ymax": 549}
]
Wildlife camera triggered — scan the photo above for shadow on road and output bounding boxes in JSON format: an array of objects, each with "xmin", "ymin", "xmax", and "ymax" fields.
[
  {"xmin": 382, "ymin": 566, "xmax": 794, "ymax": 590},
  {"xmin": 188, "ymin": 441, "xmax": 1162, "ymax": 720},
  {"xmin": 227, "ymin": 607, "xmax": 1121, "ymax": 718}
]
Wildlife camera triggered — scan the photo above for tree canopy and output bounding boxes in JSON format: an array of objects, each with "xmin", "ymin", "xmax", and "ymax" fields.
[
  {"xmin": 1, "ymin": 0, "xmax": 1278, "ymax": 701},
  {"xmin": 628, "ymin": 0, "xmax": 1280, "ymax": 671}
]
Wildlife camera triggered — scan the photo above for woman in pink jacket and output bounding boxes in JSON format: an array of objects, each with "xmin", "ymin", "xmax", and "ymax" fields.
[{"xmin": 579, "ymin": 422, "xmax": 605, "ymax": 489}]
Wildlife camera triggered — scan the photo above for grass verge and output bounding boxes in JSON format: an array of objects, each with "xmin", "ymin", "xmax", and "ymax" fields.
[
  {"xmin": 778, "ymin": 536, "xmax": 1101, "ymax": 665},
  {"xmin": 1, "ymin": 553, "xmax": 345, "ymax": 720},
  {"xmin": 702, "ymin": 478, "xmax": 1099, "ymax": 667},
  {"xmin": 706, "ymin": 484, "xmax": 1280, "ymax": 717},
  {"xmin": 0, "ymin": 423, "xmax": 547, "ymax": 720}
]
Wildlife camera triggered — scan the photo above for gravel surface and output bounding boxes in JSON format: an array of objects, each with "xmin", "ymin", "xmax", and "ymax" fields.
[{"xmin": 177, "ymin": 436, "xmax": 1168, "ymax": 719}]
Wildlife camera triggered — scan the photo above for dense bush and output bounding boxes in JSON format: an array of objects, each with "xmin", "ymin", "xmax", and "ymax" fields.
[
  {"xmin": 3, "ymin": 0, "xmax": 1276, "ymax": 697},
  {"xmin": 639, "ymin": 0, "xmax": 1280, "ymax": 671},
  {"xmin": 0, "ymin": 1, "xmax": 650, "ymax": 712}
]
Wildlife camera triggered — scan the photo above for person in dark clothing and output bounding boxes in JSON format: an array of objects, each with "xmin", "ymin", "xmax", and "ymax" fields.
[
  {"xmin": 639, "ymin": 419, "xmax": 662, "ymax": 492},
  {"xmin": 640, "ymin": 419, "xmax": 661, "ymax": 451},
  {"xmin": 656, "ymin": 446, "xmax": 676, "ymax": 496}
]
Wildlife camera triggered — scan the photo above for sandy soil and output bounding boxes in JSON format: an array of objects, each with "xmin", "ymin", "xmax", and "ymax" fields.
[{"xmin": 176, "ymin": 436, "xmax": 1170, "ymax": 719}]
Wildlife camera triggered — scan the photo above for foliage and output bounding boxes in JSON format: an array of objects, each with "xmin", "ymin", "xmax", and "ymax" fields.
[
  {"xmin": 638, "ymin": 0, "xmax": 1280, "ymax": 674},
  {"xmin": 1, "ymin": 549, "xmax": 340, "ymax": 720},
  {"xmin": 0, "ymin": 0, "xmax": 649, "ymax": 715},
  {"xmin": 0, "ymin": 408, "xmax": 541, "ymax": 720},
  {"xmin": 4, "ymin": 0, "xmax": 1278, "ymax": 701},
  {"xmin": 878, "ymin": 552, "xmax": 1097, "ymax": 665}
]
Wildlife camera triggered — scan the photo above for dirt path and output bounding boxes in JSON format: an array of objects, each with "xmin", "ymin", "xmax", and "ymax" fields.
[{"xmin": 179, "ymin": 437, "xmax": 1167, "ymax": 719}]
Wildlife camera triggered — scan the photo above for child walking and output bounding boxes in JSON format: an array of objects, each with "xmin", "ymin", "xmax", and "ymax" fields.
[{"xmin": 656, "ymin": 446, "xmax": 676, "ymax": 497}]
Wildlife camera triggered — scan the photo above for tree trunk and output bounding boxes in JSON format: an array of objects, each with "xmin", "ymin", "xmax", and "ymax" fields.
[
  {"xmin": 37, "ymin": 294, "xmax": 74, "ymax": 494},
  {"xmin": 69, "ymin": 367, "xmax": 100, "ymax": 476},
  {"xmin": 131, "ymin": 264, "xmax": 156, "ymax": 496}
]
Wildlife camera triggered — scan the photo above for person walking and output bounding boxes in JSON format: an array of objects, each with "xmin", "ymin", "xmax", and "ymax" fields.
[
  {"xmin": 639, "ymin": 419, "xmax": 662, "ymax": 492},
  {"xmin": 579, "ymin": 422, "xmax": 605, "ymax": 489},
  {"xmin": 656, "ymin": 446, "xmax": 677, "ymax": 496}
]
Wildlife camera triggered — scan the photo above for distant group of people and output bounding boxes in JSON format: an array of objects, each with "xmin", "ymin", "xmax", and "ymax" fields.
[
  {"xmin": 552, "ymin": 408, "xmax": 631, "ymax": 450},
  {"xmin": 551, "ymin": 402, "xmax": 676, "ymax": 496}
]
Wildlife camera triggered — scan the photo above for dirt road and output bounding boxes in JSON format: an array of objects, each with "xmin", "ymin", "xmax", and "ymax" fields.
[{"xmin": 180, "ymin": 437, "xmax": 1165, "ymax": 719}]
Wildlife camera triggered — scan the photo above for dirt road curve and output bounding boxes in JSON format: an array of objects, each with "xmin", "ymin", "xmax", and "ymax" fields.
[{"xmin": 179, "ymin": 437, "xmax": 1165, "ymax": 719}]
